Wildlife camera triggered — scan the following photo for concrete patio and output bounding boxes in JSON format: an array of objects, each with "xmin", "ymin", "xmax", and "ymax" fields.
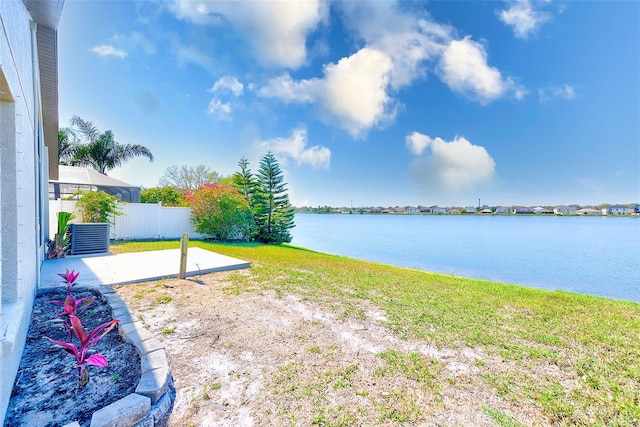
[{"xmin": 41, "ymin": 247, "xmax": 250, "ymax": 287}]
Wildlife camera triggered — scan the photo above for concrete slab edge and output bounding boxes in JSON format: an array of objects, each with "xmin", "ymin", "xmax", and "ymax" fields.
[{"xmin": 102, "ymin": 261, "xmax": 251, "ymax": 287}]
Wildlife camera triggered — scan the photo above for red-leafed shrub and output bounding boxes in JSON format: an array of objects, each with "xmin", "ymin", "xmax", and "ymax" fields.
[{"xmin": 186, "ymin": 184, "xmax": 256, "ymax": 241}]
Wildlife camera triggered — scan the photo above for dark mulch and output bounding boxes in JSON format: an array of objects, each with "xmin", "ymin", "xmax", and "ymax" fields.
[{"xmin": 4, "ymin": 287, "xmax": 140, "ymax": 427}]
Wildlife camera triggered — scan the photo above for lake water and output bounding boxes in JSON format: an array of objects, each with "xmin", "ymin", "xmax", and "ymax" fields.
[{"xmin": 290, "ymin": 214, "xmax": 640, "ymax": 303}]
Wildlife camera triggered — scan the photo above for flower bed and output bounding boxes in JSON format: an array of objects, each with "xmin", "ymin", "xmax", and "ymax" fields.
[{"xmin": 5, "ymin": 286, "xmax": 174, "ymax": 427}]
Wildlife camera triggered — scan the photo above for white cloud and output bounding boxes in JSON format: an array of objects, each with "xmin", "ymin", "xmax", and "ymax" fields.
[
  {"xmin": 538, "ymin": 84, "xmax": 575, "ymax": 103},
  {"xmin": 205, "ymin": 99, "xmax": 232, "ymax": 121},
  {"xmin": 513, "ymin": 84, "xmax": 529, "ymax": 100},
  {"xmin": 257, "ymin": 74, "xmax": 318, "ymax": 103},
  {"xmin": 258, "ymin": 127, "xmax": 331, "ymax": 169},
  {"xmin": 206, "ymin": 76, "xmax": 245, "ymax": 120},
  {"xmin": 260, "ymin": 48, "xmax": 395, "ymax": 138},
  {"xmin": 108, "ymin": 31, "xmax": 156, "ymax": 56},
  {"xmin": 210, "ymin": 76, "xmax": 244, "ymax": 97},
  {"xmin": 373, "ymin": 21, "xmax": 450, "ymax": 89},
  {"xmin": 91, "ymin": 32, "xmax": 156, "ymax": 61},
  {"xmin": 498, "ymin": 0, "xmax": 551, "ymax": 39},
  {"xmin": 438, "ymin": 37, "xmax": 527, "ymax": 104},
  {"xmin": 406, "ymin": 132, "xmax": 432, "ymax": 156},
  {"xmin": 319, "ymin": 48, "xmax": 395, "ymax": 137},
  {"xmin": 339, "ymin": 1, "xmax": 452, "ymax": 89},
  {"xmin": 90, "ymin": 44, "xmax": 127, "ymax": 58},
  {"xmin": 170, "ymin": 0, "xmax": 326, "ymax": 69},
  {"xmin": 407, "ymin": 132, "xmax": 496, "ymax": 193},
  {"xmin": 256, "ymin": 2, "xmax": 526, "ymax": 136}
]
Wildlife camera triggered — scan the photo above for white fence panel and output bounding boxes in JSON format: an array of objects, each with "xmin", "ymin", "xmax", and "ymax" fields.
[
  {"xmin": 48, "ymin": 200, "xmax": 201, "ymax": 240},
  {"xmin": 111, "ymin": 203, "xmax": 201, "ymax": 240},
  {"xmin": 112, "ymin": 203, "xmax": 160, "ymax": 240},
  {"xmin": 158, "ymin": 206, "xmax": 201, "ymax": 239},
  {"xmin": 48, "ymin": 199, "xmax": 79, "ymax": 238}
]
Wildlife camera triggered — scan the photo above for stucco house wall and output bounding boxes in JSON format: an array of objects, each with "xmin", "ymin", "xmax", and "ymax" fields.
[{"xmin": 0, "ymin": 1, "xmax": 62, "ymax": 422}]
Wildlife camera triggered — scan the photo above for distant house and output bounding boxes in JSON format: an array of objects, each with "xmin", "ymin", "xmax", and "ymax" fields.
[
  {"xmin": 418, "ymin": 206, "xmax": 431, "ymax": 214},
  {"xmin": 431, "ymin": 207, "xmax": 447, "ymax": 214},
  {"xmin": 554, "ymin": 206, "xmax": 576, "ymax": 215},
  {"xmin": 576, "ymin": 208, "xmax": 601, "ymax": 215},
  {"xmin": 448, "ymin": 208, "xmax": 461, "ymax": 215},
  {"xmin": 513, "ymin": 206, "xmax": 534, "ymax": 214},
  {"xmin": 393, "ymin": 207, "xmax": 406, "ymax": 213},
  {"xmin": 464, "ymin": 206, "xmax": 476, "ymax": 214},
  {"xmin": 603, "ymin": 205, "xmax": 630, "ymax": 215},
  {"xmin": 406, "ymin": 206, "xmax": 418, "ymax": 214},
  {"xmin": 50, "ymin": 165, "xmax": 142, "ymax": 202},
  {"xmin": 533, "ymin": 207, "xmax": 554, "ymax": 215},
  {"xmin": 495, "ymin": 206, "xmax": 511, "ymax": 214},
  {"xmin": 480, "ymin": 209, "xmax": 493, "ymax": 214}
]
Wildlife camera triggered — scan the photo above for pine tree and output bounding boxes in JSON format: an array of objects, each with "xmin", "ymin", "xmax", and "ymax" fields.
[
  {"xmin": 253, "ymin": 152, "xmax": 295, "ymax": 243},
  {"xmin": 231, "ymin": 157, "xmax": 258, "ymax": 207}
]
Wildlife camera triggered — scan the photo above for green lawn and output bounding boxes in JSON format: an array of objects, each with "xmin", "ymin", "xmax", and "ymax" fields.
[{"xmin": 111, "ymin": 240, "xmax": 640, "ymax": 426}]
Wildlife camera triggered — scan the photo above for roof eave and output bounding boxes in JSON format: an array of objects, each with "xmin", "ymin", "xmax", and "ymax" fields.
[{"xmin": 23, "ymin": 0, "xmax": 64, "ymax": 180}]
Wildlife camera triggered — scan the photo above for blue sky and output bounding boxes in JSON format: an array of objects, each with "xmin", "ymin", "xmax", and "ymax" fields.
[{"xmin": 57, "ymin": 0, "xmax": 639, "ymax": 207}]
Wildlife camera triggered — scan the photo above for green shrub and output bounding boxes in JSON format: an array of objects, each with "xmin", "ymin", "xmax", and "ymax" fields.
[
  {"xmin": 45, "ymin": 211, "xmax": 74, "ymax": 259},
  {"xmin": 140, "ymin": 186, "xmax": 185, "ymax": 207},
  {"xmin": 187, "ymin": 184, "xmax": 255, "ymax": 241},
  {"xmin": 76, "ymin": 191, "xmax": 122, "ymax": 223}
]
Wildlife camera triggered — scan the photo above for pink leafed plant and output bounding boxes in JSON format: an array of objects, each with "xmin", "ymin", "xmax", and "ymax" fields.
[
  {"xmin": 47, "ymin": 315, "xmax": 120, "ymax": 387},
  {"xmin": 50, "ymin": 294, "xmax": 96, "ymax": 339},
  {"xmin": 57, "ymin": 269, "xmax": 80, "ymax": 294},
  {"xmin": 53, "ymin": 294, "xmax": 95, "ymax": 317}
]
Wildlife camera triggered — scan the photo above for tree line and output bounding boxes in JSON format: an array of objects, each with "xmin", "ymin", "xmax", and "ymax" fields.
[
  {"xmin": 138, "ymin": 158, "xmax": 295, "ymax": 243},
  {"xmin": 58, "ymin": 116, "xmax": 294, "ymax": 244}
]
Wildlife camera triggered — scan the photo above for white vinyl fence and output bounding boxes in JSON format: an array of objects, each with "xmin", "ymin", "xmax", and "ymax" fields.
[{"xmin": 49, "ymin": 200, "xmax": 202, "ymax": 240}]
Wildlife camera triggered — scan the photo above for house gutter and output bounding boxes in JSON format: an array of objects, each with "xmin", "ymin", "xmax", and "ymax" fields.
[{"xmin": 30, "ymin": 19, "xmax": 43, "ymax": 288}]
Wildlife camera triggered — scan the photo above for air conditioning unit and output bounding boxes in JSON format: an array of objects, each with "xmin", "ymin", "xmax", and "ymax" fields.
[{"xmin": 70, "ymin": 223, "xmax": 110, "ymax": 255}]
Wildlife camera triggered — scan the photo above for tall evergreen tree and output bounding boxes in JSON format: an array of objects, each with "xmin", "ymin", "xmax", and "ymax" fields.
[
  {"xmin": 231, "ymin": 157, "xmax": 258, "ymax": 207},
  {"xmin": 253, "ymin": 152, "xmax": 295, "ymax": 243}
]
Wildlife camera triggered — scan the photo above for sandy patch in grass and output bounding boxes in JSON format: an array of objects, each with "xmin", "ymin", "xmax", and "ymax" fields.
[{"xmin": 116, "ymin": 273, "xmax": 549, "ymax": 426}]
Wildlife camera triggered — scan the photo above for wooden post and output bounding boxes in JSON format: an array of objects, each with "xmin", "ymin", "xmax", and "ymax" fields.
[{"xmin": 179, "ymin": 233, "xmax": 189, "ymax": 279}]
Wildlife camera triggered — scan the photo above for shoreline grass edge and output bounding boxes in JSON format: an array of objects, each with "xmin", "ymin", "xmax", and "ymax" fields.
[{"xmin": 110, "ymin": 239, "xmax": 640, "ymax": 425}]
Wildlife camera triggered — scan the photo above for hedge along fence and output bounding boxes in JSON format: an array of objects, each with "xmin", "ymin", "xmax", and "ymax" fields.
[{"xmin": 49, "ymin": 200, "xmax": 203, "ymax": 241}]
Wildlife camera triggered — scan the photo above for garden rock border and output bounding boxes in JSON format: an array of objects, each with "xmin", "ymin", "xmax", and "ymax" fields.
[{"xmin": 87, "ymin": 286, "xmax": 175, "ymax": 427}]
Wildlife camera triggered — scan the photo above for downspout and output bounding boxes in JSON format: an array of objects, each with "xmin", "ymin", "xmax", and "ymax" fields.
[{"xmin": 30, "ymin": 19, "xmax": 43, "ymax": 290}]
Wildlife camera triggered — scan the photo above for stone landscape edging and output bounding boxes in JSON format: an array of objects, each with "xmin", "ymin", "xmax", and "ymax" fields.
[
  {"xmin": 86, "ymin": 285, "xmax": 175, "ymax": 427},
  {"xmin": 44, "ymin": 284, "xmax": 174, "ymax": 427}
]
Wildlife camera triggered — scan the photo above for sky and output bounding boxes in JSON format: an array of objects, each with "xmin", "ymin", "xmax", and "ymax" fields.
[{"xmin": 57, "ymin": 0, "xmax": 640, "ymax": 208}]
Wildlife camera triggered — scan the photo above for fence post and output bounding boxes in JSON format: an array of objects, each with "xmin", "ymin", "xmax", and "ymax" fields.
[
  {"xmin": 179, "ymin": 233, "xmax": 189, "ymax": 279},
  {"xmin": 156, "ymin": 202, "xmax": 162, "ymax": 239}
]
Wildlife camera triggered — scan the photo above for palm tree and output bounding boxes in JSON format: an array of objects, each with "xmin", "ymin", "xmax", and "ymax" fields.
[
  {"xmin": 57, "ymin": 128, "xmax": 80, "ymax": 165},
  {"xmin": 68, "ymin": 116, "xmax": 154, "ymax": 175}
]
